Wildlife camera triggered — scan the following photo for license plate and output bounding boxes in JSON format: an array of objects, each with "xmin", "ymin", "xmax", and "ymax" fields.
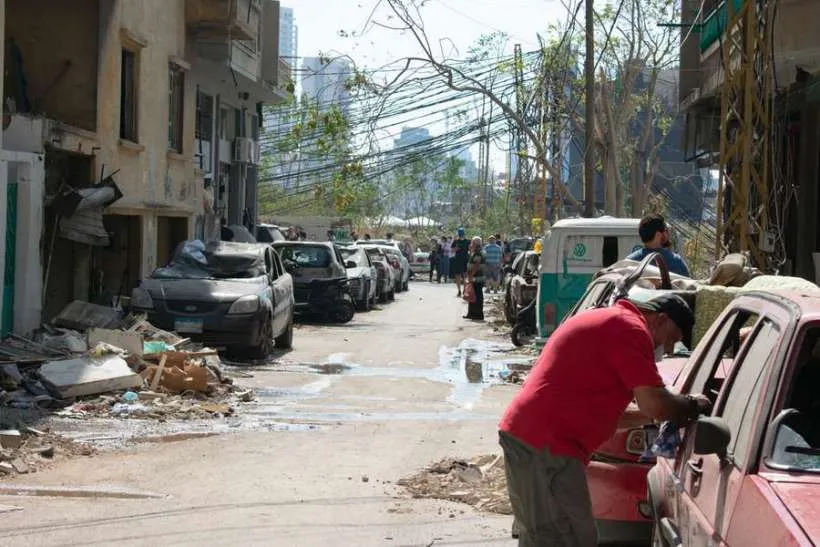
[{"xmin": 174, "ymin": 318, "xmax": 203, "ymax": 334}]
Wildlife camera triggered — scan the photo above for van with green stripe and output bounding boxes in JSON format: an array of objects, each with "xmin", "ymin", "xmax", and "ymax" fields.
[{"xmin": 537, "ymin": 217, "xmax": 642, "ymax": 341}]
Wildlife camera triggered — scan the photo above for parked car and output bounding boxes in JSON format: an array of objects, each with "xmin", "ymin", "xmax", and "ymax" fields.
[
  {"xmin": 357, "ymin": 240, "xmax": 411, "ymax": 291},
  {"xmin": 131, "ymin": 241, "xmax": 294, "ymax": 357},
  {"xmin": 271, "ymin": 241, "xmax": 355, "ymax": 323},
  {"xmin": 410, "ymin": 250, "xmax": 430, "ymax": 276},
  {"xmin": 648, "ymin": 288, "xmax": 820, "ymax": 547},
  {"xmin": 337, "ymin": 245, "xmax": 377, "ymax": 311},
  {"xmin": 505, "ymin": 236, "xmax": 534, "ymax": 265},
  {"xmin": 503, "ymin": 250, "xmax": 540, "ymax": 324},
  {"xmin": 362, "ymin": 246, "xmax": 396, "ymax": 303},
  {"xmin": 255, "ymin": 224, "xmax": 286, "ymax": 243},
  {"xmin": 358, "ymin": 243, "xmax": 408, "ymax": 293}
]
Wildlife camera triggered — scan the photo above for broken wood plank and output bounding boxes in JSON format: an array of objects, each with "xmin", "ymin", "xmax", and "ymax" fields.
[{"xmin": 149, "ymin": 355, "xmax": 168, "ymax": 392}]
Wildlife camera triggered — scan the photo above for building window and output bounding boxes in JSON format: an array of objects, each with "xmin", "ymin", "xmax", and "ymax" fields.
[
  {"xmin": 120, "ymin": 49, "xmax": 138, "ymax": 142},
  {"xmin": 195, "ymin": 90, "xmax": 214, "ymax": 172},
  {"xmin": 168, "ymin": 65, "xmax": 185, "ymax": 153}
]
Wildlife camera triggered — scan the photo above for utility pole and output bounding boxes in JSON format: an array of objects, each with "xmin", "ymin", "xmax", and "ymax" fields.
[{"xmin": 583, "ymin": 0, "xmax": 595, "ymax": 217}]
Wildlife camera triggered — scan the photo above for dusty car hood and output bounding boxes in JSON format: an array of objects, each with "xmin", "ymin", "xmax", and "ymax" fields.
[
  {"xmin": 770, "ymin": 481, "xmax": 820, "ymax": 542},
  {"xmin": 141, "ymin": 278, "xmax": 264, "ymax": 302}
]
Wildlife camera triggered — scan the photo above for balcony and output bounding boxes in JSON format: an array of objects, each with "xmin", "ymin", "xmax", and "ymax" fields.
[{"xmin": 186, "ymin": 0, "xmax": 260, "ymax": 42}]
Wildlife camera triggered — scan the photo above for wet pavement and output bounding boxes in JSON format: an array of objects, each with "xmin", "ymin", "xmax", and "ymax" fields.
[
  {"xmin": 1, "ymin": 282, "xmax": 530, "ymax": 547},
  {"xmin": 44, "ymin": 283, "xmax": 533, "ymax": 450}
]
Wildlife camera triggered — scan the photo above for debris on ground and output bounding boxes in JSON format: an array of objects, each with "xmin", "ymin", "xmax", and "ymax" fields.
[
  {"xmin": 0, "ymin": 427, "xmax": 94, "ymax": 478},
  {"xmin": 397, "ymin": 455, "xmax": 511, "ymax": 515},
  {"xmin": 0, "ymin": 306, "xmax": 253, "ymax": 422}
]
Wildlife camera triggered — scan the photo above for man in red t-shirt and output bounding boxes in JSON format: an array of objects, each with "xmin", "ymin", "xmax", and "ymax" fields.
[{"xmin": 499, "ymin": 294, "xmax": 710, "ymax": 546}]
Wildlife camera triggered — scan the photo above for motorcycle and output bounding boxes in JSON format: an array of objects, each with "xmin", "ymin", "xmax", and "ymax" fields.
[{"xmin": 510, "ymin": 298, "xmax": 537, "ymax": 347}]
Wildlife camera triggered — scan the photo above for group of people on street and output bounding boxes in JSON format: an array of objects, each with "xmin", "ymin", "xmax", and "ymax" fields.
[{"xmin": 427, "ymin": 229, "xmax": 509, "ymax": 323}]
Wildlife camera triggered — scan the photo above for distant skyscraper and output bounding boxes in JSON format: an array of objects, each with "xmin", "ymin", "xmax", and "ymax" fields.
[
  {"xmin": 279, "ymin": 6, "xmax": 297, "ymax": 63},
  {"xmin": 300, "ymin": 56, "xmax": 353, "ymax": 115},
  {"xmin": 393, "ymin": 127, "xmax": 431, "ymax": 151}
]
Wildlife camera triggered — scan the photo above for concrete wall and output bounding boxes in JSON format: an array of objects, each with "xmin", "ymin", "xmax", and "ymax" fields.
[{"xmin": 5, "ymin": 0, "xmax": 99, "ymax": 131}]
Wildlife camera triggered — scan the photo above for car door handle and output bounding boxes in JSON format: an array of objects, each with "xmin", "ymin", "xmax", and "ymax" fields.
[{"xmin": 687, "ymin": 457, "xmax": 704, "ymax": 476}]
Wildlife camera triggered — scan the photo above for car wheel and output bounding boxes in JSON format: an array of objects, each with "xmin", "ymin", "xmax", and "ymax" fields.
[
  {"xmin": 364, "ymin": 281, "xmax": 373, "ymax": 311},
  {"xmin": 250, "ymin": 315, "xmax": 274, "ymax": 358},
  {"xmin": 379, "ymin": 288, "xmax": 388, "ymax": 303},
  {"xmin": 275, "ymin": 315, "xmax": 294, "ymax": 349},
  {"xmin": 403, "ymin": 280, "xmax": 409, "ymax": 291},
  {"xmin": 388, "ymin": 288, "xmax": 395, "ymax": 301},
  {"xmin": 333, "ymin": 295, "xmax": 355, "ymax": 323}
]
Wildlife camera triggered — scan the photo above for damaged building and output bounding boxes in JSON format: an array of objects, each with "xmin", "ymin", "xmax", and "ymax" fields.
[{"xmin": 0, "ymin": 0, "xmax": 291, "ymax": 335}]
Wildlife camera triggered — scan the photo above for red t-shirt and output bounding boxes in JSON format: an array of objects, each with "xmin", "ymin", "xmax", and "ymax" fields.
[{"xmin": 499, "ymin": 300, "xmax": 664, "ymax": 463}]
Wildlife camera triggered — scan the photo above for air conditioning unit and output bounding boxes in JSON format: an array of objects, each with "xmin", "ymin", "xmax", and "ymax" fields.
[{"xmin": 233, "ymin": 137, "xmax": 254, "ymax": 163}]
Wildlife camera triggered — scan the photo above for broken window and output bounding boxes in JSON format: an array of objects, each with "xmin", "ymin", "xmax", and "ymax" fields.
[
  {"xmin": 120, "ymin": 48, "xmax": 138, "ymax": 142},
  {"xmin": 168, "ymin": 65, "xmax": 185, "ymax": 153}
]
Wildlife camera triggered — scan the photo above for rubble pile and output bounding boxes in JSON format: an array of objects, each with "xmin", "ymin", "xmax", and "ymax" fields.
[
  {"xmin": 0, "ymin": 302, "xmax": 253, "ymax": 422},
  {"xmin": 397, "ymin": 455, "xmax": 512, "ymax": 515},
  {"xmin": 0, "ymin": 427, "xmax": 95, "ymax": 478}
]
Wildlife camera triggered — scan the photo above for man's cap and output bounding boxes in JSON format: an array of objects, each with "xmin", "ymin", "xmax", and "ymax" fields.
[
  {"xmin": 488, "ymin": 235, "xmax": 496, "ymax": 241},
  {"xmin": 629, "ymin": 293, "xmax": 693, "ymax": 348}
]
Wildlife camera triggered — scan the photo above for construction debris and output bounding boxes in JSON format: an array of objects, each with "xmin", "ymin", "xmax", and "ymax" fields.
[
  {"xmin": 39, "ymin": 355, "xmax": 143, "ymax": 398},
  {"xmin": 397, "ymin": 455, "xmax": 511, "ymax": 515},
  {"xmin": 0, "ymin": 428, "xmax": 95, "ymax": 479},
  {"xmin": 53, "ymin": 301, "xmax": 122, "ymax": 331}
]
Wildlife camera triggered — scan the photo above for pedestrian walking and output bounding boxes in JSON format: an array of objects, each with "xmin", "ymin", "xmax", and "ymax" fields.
[
  {"xmin": 429, "ymin": 237, "xmax": 440, "ymax": 282},
  {"xmin": 463, "ymin": 236, "xmax": 486, "ymax": 321},
  {"xmin": 498, "ymin": 293, "xmax": 711, "ymax": 546},
  {"xmin": 450, "ymin": 227, "xmax": 470, "ymax": 297},
  {"xmin": 439, "ymin": 236, "xmax": 451, "ymax": 282},
  {"xmin": 483, "ymin": 235, "xmax": 503, "ymax": 293}
]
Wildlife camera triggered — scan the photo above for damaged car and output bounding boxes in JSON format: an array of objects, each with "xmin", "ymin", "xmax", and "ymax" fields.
[
  {"xmin": 272, "ymin": 241, "xmax": 356, "ymax": 323},
  {"xmin": 131, "ymin": 240, "xmax": 295, "ymax": 357},
  {"xmin": 338, "ymin": 245, "xmax": 378, "ymax": 311}
]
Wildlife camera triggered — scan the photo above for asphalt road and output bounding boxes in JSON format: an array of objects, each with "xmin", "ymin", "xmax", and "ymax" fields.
[{"xmin": 0, "ymin": 282, "xmax": 523, "ymax": 547}]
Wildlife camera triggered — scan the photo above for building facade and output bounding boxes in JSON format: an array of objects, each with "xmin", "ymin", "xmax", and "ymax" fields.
[
  {"xmin": 0, "ymin": 0, "xmax": 289, "ymax": 333},
  {"xmin": 279, "ymin": 6, "xmax": 297, "ymax": 62}
]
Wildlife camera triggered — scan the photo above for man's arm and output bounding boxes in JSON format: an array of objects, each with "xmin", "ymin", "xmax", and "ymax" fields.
[
  {"xmin": 633, "ymin": 386, "xmax": 710, "ymax": 424},
  {"xmin": 617, "ymin": 403, "xmax": 654, "ymax": 429}
]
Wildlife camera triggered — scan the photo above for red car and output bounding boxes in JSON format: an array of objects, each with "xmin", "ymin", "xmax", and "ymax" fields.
[{"xmin": 649, "ymin": 290, "xmax": 820, "ymax": 546}]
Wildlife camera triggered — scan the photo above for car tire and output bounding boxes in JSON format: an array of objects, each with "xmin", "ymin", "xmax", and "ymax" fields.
[
  {"xmin": 359, "ymin": 281, "xmax": 371, "ymax": 311},
  {"xmin": 388, "ymin": 288, "xmax": 395, "ymax": 301},
  {"xmin": 250, "ymin": 315, "xmax": 274, "ymax": 358},
  {"xmin": 379, "ymin": 288, "xmax": 388, "ymax": 303},
  {"xmin": 504, "ymin": 293, "xmax": 514, "ymax": 324},
  {"xmin": 403, "ymin": 280, "xmax": 409, "ymax": 291},
  {"xmin": 333, "ymin": 295, "xmax": 356, "ymax": 323},
  {"xmin": 275, "ymin": 315, "xmax": 293, "ymax": 349}
]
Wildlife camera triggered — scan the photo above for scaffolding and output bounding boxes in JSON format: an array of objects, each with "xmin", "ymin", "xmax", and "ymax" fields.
[{"xmin": 716, "ymin": 0, "xmax": 775, "ymax": 267}]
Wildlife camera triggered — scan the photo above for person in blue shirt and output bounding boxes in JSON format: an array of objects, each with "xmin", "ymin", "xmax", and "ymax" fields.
[
  {"xmin": 626, "ymin": 214, "xmax": 691, "ymax": 277},
  {"xmin": 483, "ymin": 235, "xmax": 504, "ymax": 293}
]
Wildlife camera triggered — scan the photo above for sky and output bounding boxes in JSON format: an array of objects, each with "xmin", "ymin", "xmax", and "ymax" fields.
[{"xmin": 279, "ymin": 0, "xmax": 570, "ymax": 172}]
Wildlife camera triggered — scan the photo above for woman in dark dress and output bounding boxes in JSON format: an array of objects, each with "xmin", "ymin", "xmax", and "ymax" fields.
[
  {"xmin": 464, "ymin": 236, "xmax": 486, "ymax": 321},
  {"xmin": 450, "ymin": 227, "xmax": 471, "ymax": 297}
]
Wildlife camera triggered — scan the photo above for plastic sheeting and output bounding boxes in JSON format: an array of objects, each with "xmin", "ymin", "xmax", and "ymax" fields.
[{"xmin": 152, "ymin": 240, "xmax": 266, "ymax": 280}]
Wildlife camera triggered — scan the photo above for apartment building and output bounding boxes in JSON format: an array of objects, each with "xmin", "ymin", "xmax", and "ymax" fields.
[{"xmin": 0, "ymin": 0, "xmax": 290, "ymax": 334}]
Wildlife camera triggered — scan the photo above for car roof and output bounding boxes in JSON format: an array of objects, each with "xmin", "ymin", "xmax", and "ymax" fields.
[
  {"xmin": 551, "ymin": 216, "xmax": 641, "ymax": 230},
  {"xmin": 272, "ymin": 241, "xmax": 333, "ymax": 248}
]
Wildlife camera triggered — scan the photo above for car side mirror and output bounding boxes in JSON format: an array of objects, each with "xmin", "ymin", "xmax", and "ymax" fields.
[
  {"xmin": 693, "ymin": 417, "xmax": 731, "ymax": 460},
  {"xmin": 345, "ymin": 260, "xmax": 357, "ymax": 269}
]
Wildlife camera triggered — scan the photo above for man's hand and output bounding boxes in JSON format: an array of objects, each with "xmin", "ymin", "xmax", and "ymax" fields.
[
  {"xmin": 689, "ymin": 393, "xmax": 712, "ymax": 416},
  {"xmin": 634, "ymin": 387, "xmax": 712, "ymax": 425}
]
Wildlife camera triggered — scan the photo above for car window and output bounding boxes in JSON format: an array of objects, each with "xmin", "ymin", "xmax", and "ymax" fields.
[
  {"xmin": 276, "ymin": 245, "xmax": 331, "ymax": 268},
  {"xmin": 340, "ymin": 248, "xmax": 368, "ymax": 268},
  {"xmin": 718, "ymin": 319, "xmax": 780, "ymax": 468},
  {"xmin": 272, "ymin": 251, "xmax": 284, "ymax": 278},
  {"xmin": 769, "ymin": 327, "xmax": 820, "ymax": 471},
  {"xmin": 264, "ymin": 250, "xmax": 275, "ymax": 280},
  {"xmin": 512, "ymin": 254, "xmax": 525, "ymax": 275},
  {"xmin": 524, "ymin": 254, "xmax": 539, "ymax": 277},
  {"xmin": 688, "ymin": 310, "xmax": 760, "ymax": 403}
]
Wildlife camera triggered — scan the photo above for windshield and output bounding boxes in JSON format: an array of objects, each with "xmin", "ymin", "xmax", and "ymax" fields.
[
  {"xmin": 510, "ymin": 238, "xmax": 532, "ymax": 252},
  {"xmin": 340, "ymin": 248, "xmax": 367, "ymax": 268},
  {"xmin": 152, "ymin": 241, "xmax": 266, "ymax": 280},
  {"xmin": 276, "ymin": 245, "xmax": 332, "ymax": 268}
]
